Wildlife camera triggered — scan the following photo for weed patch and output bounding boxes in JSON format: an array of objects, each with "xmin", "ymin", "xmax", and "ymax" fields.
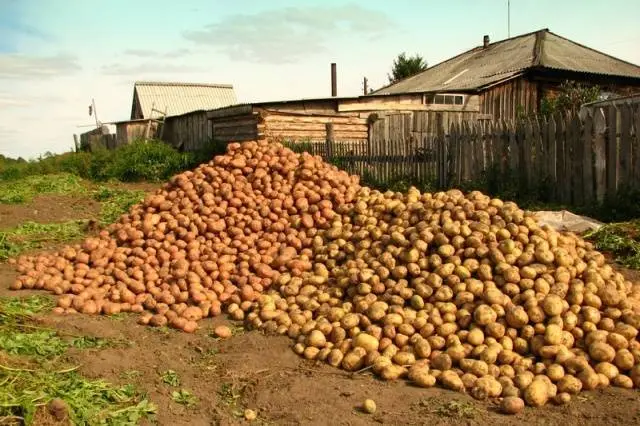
[
  {"xmin": 0, "ymin": 295, "xmax": 54, "ymax": 318},
  {"xmin": 217, "ymin": 381, "xmax": 248, "ymax": 416},
  {"xmin": 171, "ymin": 389, "xmax": 198, "ymax": 407},
  {"xmin": 584, "ymin": 220, "xmax": 640, "ymax": 269},
  {"xmin": 0, "ymin": 220, "xmax": 87, "ymax": 260},
  {"xmin": 0, "ymin": 296, "xmax": 110, "ymax": 358},
  {"xmin": 0, "ymin": 362, "xmax": 156, "ymax": 425},
  {"xmin": 93, "ymin": 186, "xmax": 145, "ymax": 225},
  {"xmin": 160, "ymin": 370, "xmax": 180, "ymax": 387},
  {"xmin": 0, "ymin": 330, "xmax": 68, "ymax": 358},
  {"xmin": 415, "ymin": 398, "xmax": 478, "ymax": 419},
  {"xmin": 120, "ymin": 370, "xmax": 142, "ymax": 381},
  {"xmin": 0, "ymin": 174, "xmax": 85, "ymax": 204},
  {"xmin": 0, "ymin": 295, "xmax": 155, "ymax": 424}
]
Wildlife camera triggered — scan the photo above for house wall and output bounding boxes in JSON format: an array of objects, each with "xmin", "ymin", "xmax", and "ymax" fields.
[
  {"xmin": 130, "ymin": 92, "xmax": 143, "ymax": 120},
  {"xmin": 479, "ymin": 78, "xmax": 539, "ymax": 121},
  {"xmin": 211, "ymin": 113, "xmax": 259, "ymax": 143},
  {"xmin": 115, "ymin": 121, "xmax": 158, "ymax": 147},
  {"xmin": 162, "ymin": 111, "xmax": 210, "ymax": 151},
  {"xmin": 258, "ymin": 108, "xmax": 368, "ymax": 142},
  {"xmin": 339, "ymin": 94, "xmax": 481, "ymax": 113},
  {"xmin": 79, "ymin": 127, "xmax": 116, "ymax": 151}
]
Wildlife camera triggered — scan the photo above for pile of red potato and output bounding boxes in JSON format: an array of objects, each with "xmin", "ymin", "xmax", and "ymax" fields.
[{"xmin": 9, "ymin": 140, "xmax": 640, "ymax": 411}]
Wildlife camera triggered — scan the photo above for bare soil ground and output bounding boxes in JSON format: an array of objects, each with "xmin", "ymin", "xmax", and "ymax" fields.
[
  {"xmin": 0, "ymin": 195, "xmax": 101, "ymax": 230},
  {"xmin": 2, "ymin": 186, "xmax": 640, "ymax": 426}
]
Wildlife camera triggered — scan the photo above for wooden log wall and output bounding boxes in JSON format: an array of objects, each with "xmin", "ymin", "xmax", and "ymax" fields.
[
  {"xmin": 210, "ymin": 113, "xmax": 258, "ymax": 144},
  {"xmin": 259, "ymin": 109, "xmax": 368, "ymax": 142}
]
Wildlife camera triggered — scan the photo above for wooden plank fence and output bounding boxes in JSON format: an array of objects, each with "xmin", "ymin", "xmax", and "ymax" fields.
[{"xmin": 289, "ymin": 103, "xmax": 640, "ymax": 206}]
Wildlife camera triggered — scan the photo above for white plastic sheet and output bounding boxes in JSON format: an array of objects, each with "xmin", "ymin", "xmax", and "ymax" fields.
[{"xmin": 533, "ymin": 210, "xmax": 604, "ymax": 233}]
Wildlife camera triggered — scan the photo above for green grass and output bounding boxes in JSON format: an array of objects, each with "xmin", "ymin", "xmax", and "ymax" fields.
[
  {"xmin": 93, "ymin": 186, "xmax": 145, "ymax": 225},
  {"xmin": 0, "ymin": 365, "xmax": 157, "ymax": 425},
  {"xmin": 584, "ymin": 220, "xmax": 640, "ymax": 269},
  {"xmin": 0, "ymin": 173, "xmax": 85, "ymax": 204},
  {"xmin": 0, "ymin": 220, "xmax": 87, "ymax": 260}
]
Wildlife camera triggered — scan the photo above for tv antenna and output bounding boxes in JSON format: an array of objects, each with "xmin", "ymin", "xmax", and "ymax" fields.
[{"xmin": 508, "ymin": 0, "xmax": 511, "ymax": 38}]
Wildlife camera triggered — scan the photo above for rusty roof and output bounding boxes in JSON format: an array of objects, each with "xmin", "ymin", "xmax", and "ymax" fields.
[
  {"xmin": 131, "ymin": 81, "xmax": 237, "ymax": 119},
  {"xmin": 371, "ymin": 29, "xmax": 640, "ymax": 96}
]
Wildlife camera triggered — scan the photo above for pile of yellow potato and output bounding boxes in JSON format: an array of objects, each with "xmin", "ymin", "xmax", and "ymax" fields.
[{"xmin": 245, "ymin": 187, "xmax": 640, "ymax": 411}]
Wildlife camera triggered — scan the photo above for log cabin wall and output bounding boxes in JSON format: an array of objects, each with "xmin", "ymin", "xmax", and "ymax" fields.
[
  {"xmin": 211, "ymin": 113, "xmax": 258, "ymax": 143},
  {"xmin": 258, "ymin": 109, "xmax": 368, "ymax": 142}
]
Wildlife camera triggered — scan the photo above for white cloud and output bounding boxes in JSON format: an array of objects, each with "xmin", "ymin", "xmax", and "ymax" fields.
[
  {"xmin": 100, "ymin": 61, "xmax": 206, "ymax": 75},
  {"xmin": 0, "ymin": 53, "xmax": 81, "ymax": 79},
  {"xmin": 0, "ymin": 91, "xmax": 64, "ymax": 108},
  {"xmin": 122, "ymin": 48, "xmax": 193, "ymax": 58},
  {"xmin": 183, "ymin": 4, "xmax": 395, "ymax": 64}
]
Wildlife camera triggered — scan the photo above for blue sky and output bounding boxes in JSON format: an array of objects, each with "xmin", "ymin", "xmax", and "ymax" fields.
[{"xmin": 1, "ymin": 0, "xmax": 639, "ymax": 159}]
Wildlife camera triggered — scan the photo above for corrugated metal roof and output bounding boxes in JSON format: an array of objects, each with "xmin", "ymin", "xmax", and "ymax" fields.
[
  {"xmin": 132, "ymin": 81, "xmax": 237, "ymax": 119},
  {"xmin": 539, "ymin": 32, "xmax": 640, "ymax": 77},
  {"xmin": 371, "ymin": 29, "xmax": 640, "ymax": 96}
]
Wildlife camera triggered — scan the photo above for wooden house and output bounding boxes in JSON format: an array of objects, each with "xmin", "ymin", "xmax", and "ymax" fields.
[
  {"xmin": 103, "ymin": 81, "xmax": 238, "ymax": 150},
  {"xmin": 370, "ymin": 28, "xmax": 640, "ymax": 121},
  {"xmin": 205, "ymin": 93, "xmax": 483, "ymax": 147},
  {"xmin": 130, "ymin": 81, "xmax": 237, "ymax": 120}
]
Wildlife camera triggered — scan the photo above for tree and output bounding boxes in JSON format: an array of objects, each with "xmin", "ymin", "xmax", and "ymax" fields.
[
  {"xmin": 540, "ymin": 80, "xmax": 601, "ymax": 117},
  {"xmin": 388, "ymin": 52, "xmax": 427, "ymax": 84}
]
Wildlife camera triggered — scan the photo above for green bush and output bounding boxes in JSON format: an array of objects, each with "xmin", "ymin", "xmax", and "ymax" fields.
[
  {"xmin": 0, "ymin": 139, "xmax": 225, "ymax": 183},
  {"xmin": 100, "ymin": 140, "xmax": 192, "ymax": 182}
]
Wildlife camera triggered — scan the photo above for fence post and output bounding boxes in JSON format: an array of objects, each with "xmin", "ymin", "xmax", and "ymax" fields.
[
  {"xmin": 605, "ymin": 106, "xmax": 618, "ymax": 198},
  {"xmin": 582, "ymin": 110, "xmax": 594, "ymax": 204},
  {"xmin": 436, "ymin": 113, "xmax": 446, "ymax": 188},
  {"xmin": 325, "ymin": 122, "xmax": 335, "ymax": 159},
  {"xmin": 619, "ymin": 103, "xmax": 632, "ymax": 186},
  {"xmin": 593, "ymin": 108, "xmax": 607, "ymax": 202},
  {"xmin": 634, "ymin": 105, "xmax": 640, "ymax": 185}
]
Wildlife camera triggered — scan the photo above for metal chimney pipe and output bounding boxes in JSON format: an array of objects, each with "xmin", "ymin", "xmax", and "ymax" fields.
[{"xmin": 331, "ymin": 63, "xmax": 337, "ymax": 97}]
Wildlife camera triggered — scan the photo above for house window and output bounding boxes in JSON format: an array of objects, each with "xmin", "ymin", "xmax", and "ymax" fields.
[{"xmin": 425, "ymin": 93, "xmax": 465, "ymax": 105}]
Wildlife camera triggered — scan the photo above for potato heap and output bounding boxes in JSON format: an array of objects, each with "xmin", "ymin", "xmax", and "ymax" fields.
[
  {"xmin": 8, "ymin": 140, "xmax": 640, "ymax": 410},
  {"xmin": 10, "ymin": 141, "xmax": 360, "ymax": 332},
  {"xmin": 245, "ymin": 186, "xmax": 640, "ymax": 408}
]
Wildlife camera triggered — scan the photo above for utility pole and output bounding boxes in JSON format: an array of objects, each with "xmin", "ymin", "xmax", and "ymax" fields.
[{"xmin": 363, "ymin": 77, "xmax": 368, "ymax": 95}]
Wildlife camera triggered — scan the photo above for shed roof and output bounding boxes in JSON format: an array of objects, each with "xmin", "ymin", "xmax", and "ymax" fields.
[
  {"xmin": 131, "ymin": 81, "xmax": 237, "ymax": 119},
  {"xmin": 371, "ymin": 29, "xmax": 640, "ymax": 96}
]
